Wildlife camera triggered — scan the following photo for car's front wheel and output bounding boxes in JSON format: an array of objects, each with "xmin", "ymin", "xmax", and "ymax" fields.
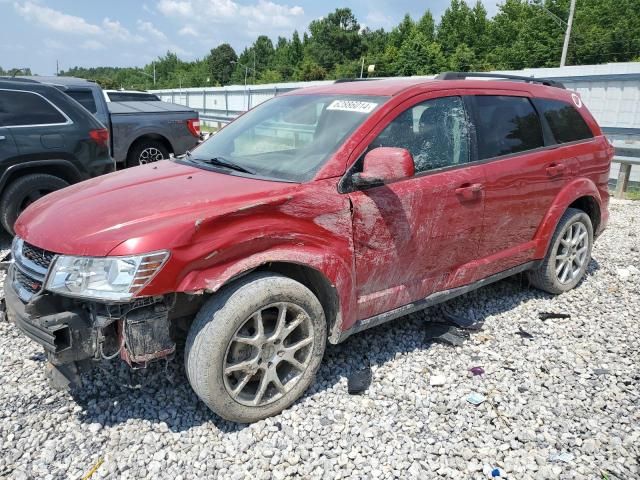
[
  {"xmin": 185, "ymin": 273, "xmax": 326, "ymax": 423},
  {"xmin": 528, "ymin": 207, "xmax": 593, "ymax": 294}
]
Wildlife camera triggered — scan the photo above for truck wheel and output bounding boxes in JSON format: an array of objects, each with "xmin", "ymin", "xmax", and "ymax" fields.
[
  {"xmin": 0, "ymin": 174, "xmax": 69, "ymax": 235},
  {"xmin": 528, "ymin": 208, "xmax": 593, "ymax": 294},
  {"xmin": 185, "ymin": 273, "xmax": 326, "ymax": 423},
  {"xmin": 126, "ymin": 139, "xmax": 169, "ymax": 167}
]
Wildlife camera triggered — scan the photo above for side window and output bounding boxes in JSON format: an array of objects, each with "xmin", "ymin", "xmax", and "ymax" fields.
[
  {"xmin": 371, "ymin": 96, "xmax": 470, "ymax": 173},
  {"xmin": 0, "ymin": 90, "xmax": 67, "ymax": 126},
  {"xmin": 473, "ymin": 95, "xmax": 544, "ymax": 160},
  {"xmin": 65, "ymin": 89, "xmax": 98, "ymax": 114},
  {"xmin": 534, "ymin": 98, "xmax": 593, "ymax": 143}
]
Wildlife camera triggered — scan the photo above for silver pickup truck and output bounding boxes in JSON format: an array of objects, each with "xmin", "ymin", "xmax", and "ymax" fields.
[{"xmin": 24, "ymin": 76, "xmax": 200, "ymax": 167}]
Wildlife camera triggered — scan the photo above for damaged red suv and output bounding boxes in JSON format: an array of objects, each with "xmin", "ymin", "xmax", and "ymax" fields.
[{"xmin": 5, "ymin": 73, "xmax": 612, "ymax": 422}]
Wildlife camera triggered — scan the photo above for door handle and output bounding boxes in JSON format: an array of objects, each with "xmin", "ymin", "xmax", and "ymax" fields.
[
  {"xmin": 546, "ymin": 163, "xmax": 566, "ymax": 176},
  {"xmin": 455, "ymin": 183, "xmax": 483, "ymax": 200}
]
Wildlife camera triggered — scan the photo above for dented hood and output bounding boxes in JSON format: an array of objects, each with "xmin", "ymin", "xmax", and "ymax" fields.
[{"xmin": 15, "ymin": 160, "xmax": 297, "ymax": 256}]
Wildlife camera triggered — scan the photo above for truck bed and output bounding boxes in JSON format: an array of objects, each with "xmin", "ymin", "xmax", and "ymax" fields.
[{"xmin": 107, "ymin": 101, "xmax": 197, "ymax": 115}]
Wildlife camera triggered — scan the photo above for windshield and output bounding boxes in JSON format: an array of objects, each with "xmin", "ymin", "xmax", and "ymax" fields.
[{"xmin": 186, "ymin": 94, "xmax": 385, "ymax": 182}]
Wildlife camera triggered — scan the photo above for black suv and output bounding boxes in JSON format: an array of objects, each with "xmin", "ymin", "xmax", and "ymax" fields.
[{"xmin": 0, "ymin": 79, "xmax": 114, "ymax": 234}]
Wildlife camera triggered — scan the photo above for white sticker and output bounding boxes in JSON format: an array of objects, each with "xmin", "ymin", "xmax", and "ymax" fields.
[
  {"xmin": 571, "ymin": 93, "xmax": 583, "ymax": 108},
  {"xmin": 326, "ymin": 100, "xmax": 378, "ymax": 113}
]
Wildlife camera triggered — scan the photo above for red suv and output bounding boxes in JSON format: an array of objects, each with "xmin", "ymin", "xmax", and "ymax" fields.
[{"xmin": 5, "ymin": 73, "xmax": 612, "ymax": 422}]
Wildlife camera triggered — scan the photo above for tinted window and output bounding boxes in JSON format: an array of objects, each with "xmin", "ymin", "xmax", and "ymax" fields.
[
  {"xmin": 372, "ymin": 96, "xmax": 470, "ymax": 172},
  {"xmin": 108, "ymin": 92, "xmax": 160, "ymax": 102},
  {"xmin": 65, "ymin": 89, "xmax": 97, "ymax": 113},
  {"xmin": 0, "ymin": 90, "xmax": 67, "ymax": 126},
  {"xmin": 534, "ymin": 98, "xmax": 593, "ymax": 143},
  {"xmin": 474, "ymin": 96, "xmax": 544, "ymax": 160}
]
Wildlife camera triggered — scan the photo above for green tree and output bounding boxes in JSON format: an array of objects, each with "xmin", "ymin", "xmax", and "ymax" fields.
[
  {"xmin": 207, "ymin": 43, "xmax": 237, "ymax": 86},
  {"xmin": 396, "ymin": 31, "xmax": 447, "ymax": 75},
  {"xmin": 296, "ymin": 60, "xmax": 327, "ymax": 81},
  {"xmin": 416, "ymin": 11, "xmax": 436, "ymax": 43},
  {"xmin": 388, "ymin": 14, "xmax": 415, "ymax": 49},
  {"xmin": 306, "ymin": 8, "xmax": 361, "ymax": 71}
]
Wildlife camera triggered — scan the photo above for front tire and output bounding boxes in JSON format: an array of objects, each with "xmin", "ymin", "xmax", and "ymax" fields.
[
  {"xmin": 185, "ymin": 273, "xmax": 326, "ymax": 423},
  {"xmin": 0, "ymin": 174, "xmax": 69, "ymax": 235},
  {"xmin": 528, "ymin": 208, "xmax": 593, "ymax": 294}
]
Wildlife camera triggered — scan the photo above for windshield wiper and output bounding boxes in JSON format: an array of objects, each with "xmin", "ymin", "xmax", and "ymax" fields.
[{"xmin": 186, "ymin": 152, "xmax": 255, "ymax": 174}]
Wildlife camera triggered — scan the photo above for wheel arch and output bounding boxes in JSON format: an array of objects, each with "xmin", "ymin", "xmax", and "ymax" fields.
[
  {"xmin": 126, "ymin": 133, "xmax": 174, "ymax": 160},
  {"xmin": 534, "ymin": 178, "xmax": 602, "ymax": 258},
  {"xmin": 0, "ymin": 160, "xmax": 81, "ymax": 196}
]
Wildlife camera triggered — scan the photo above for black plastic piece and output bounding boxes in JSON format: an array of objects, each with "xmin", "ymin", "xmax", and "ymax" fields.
[
  {"xmin": 347, "ymin": 366, "xmax": 372, "ymax": 394},
  {"xmin": 436, "ymin": 72, "xmax": 565, "ymax": 89}
]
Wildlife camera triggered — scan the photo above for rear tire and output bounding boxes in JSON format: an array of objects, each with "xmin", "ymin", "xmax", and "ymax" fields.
[
  {"xmin": 126, "ymin": 139, "xmax": 169, "ymax": 167},
  {"xmin": 185, "ymin": 273, "xmax": 326, "ymax": 423},
  {"xmin": 528, "ymin": 208, "xmax": 593, "ymax": 294},
  {"xmin": 0, "ymin": 174, "xmax": 69, "ymax": 235}
]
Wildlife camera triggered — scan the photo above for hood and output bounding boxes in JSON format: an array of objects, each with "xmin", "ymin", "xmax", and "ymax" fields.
[{"xmin": 15, "ymin": 160, "xmax": 297, "ymax": 256}]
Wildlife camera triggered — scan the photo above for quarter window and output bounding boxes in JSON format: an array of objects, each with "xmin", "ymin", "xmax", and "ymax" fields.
[
  {"xmin": 534, "ymin": 98, "xmax": 593, "ymax": 143},
  {"xmin": 371, "ymin": 96, "xmax": 470, "ymax": 173},
  {"xmin": 0, "ymin": 90, "xmax": 67, "ymax": 126},
  {"xmin": 473, "ymin": 95, "xmax": 544, "ymax": 160},
  {"xmin": 65, "ymin": 89, "xmax": 98, "ymax": 114}
]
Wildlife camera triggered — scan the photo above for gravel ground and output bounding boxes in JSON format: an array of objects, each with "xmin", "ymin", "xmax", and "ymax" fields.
[{"xmin": 0, "ymin": 199, "xmax": 638, "ymax": 480}]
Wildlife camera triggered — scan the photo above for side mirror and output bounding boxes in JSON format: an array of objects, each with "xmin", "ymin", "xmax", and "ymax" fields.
[{"xmin": 353, "ymin": 147, "xmax": 415, "ymax": 188}]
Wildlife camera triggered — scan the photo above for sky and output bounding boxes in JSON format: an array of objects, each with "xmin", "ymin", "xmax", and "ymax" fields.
[{"xmin": 0, "ymin": 0, "xmax": 500, "ymax": 75}]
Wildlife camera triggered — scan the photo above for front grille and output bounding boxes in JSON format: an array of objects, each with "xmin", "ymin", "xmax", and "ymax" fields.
[
  {"xmin": 12, "ymin": 238, "xmax": 57, "ymax": 302},
  {"xmin": 22, "ymin": 243, "xmax": 55, "ymax": 270}
]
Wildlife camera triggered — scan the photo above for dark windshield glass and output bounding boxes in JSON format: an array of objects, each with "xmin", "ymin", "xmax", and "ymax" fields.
[{"xmin": 187, "ymin": 94, "xmax": 385, "ymax": 182}]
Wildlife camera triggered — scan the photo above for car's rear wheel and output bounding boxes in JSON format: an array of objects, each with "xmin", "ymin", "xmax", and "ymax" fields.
[
  {"xmin": 528, "ymin": 208, "xmax": 593, "ymax": 294},
  {"xmin": 0, "ymin": 174, "xmax": 69, "ymax": 235},
  {"xmin": 126, "ymin": 139, "xmax": 169, "ymax": 167},
  {"xmin": 185, "ymin": 273, "xmax": 326, "ymax": 423}
]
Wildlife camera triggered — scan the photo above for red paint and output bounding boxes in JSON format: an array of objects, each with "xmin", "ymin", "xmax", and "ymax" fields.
[{"xmin": 15, "ymin": 78, "xmax": 612, "ymax": 338}]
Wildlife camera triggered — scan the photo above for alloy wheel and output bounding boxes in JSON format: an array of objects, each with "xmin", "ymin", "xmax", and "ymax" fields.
[
  {"xmin": 223, "ymin": 302, "xmax": 315, "ymax": 407},
  {"xmin": 138, "ymin": 147, "xmax": 165, "ymax": 164},
  {"xmin": 555, "ymin": 221, "xmax": 589, "ymax": 284}
]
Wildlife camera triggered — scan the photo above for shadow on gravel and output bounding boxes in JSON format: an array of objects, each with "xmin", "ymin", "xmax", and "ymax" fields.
[{"xmin": 67, "ymin": 261, "xmax": 600, "ymax": 433}]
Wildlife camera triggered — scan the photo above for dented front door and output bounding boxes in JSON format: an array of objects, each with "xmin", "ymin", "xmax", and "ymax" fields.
[{"xmin": 348, "ymin": 94, "xmax": 486, "ymax": 320}]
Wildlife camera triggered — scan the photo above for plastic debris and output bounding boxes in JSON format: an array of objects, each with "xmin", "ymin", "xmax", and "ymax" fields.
[
  {"xmin": 469, "ymin": 366, "xmax": 485, "ymax": 376},
  {"xmin": 347, "ymin": 366, "xmax": 372, "ymax": 395},
  {"xmin": 491, "ymin": 468, "xmax": 503, "ymax": 477},
  {"xmin": 441, "ymin": 309, "xmax": 484, "ymax": 330},
  {"xmin": 466, "ymin": 392, "xmax": 486, "ymax": 406},
  {"xmin": 593, "ymin": 368, "xmax": 610, "ymax": 375},
  {"xmin": 429, "ymin": 375, "xmax": 446, "ymax": 386},
  {"xmin": 549, "ymin": 451, "xmax": 574, "ymax": 463},
  {"xmin": 516, "ymin": 327, "xmax": 534, "ymax": 340},
  {"xmin": 425, "ymin": 323, "xmax": 470, "ymax": 346},
  {"xmin": 538, "ymin": 312, "xmax": 571, "ymax": 321}
]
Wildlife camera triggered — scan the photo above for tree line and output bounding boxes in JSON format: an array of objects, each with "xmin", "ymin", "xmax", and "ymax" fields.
[{"xmin": 37, "ymin": 0, "xmax": 640, "ymax": 89}]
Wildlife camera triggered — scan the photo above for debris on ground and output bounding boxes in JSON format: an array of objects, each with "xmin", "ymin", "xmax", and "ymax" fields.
[
  {"xmin": 549, "ymin": 451, "xmax": 575, "ymax": 463},
  {"xmin": 440, "ymin": 308, "xmax": 484, "ymax": 330},
  {"xmin": 424, "ymin": 323, "xmax": 470, "ymax": 346},
  {"xmin": 466, "ymin": 392, "xmax": 486, "ymax": 406},
  {"xmin": 616, "ymin": 265, "xmax": 640, "ymax": 281},
  {"xmin": 429, "ymin": 375, "xmax": 446, "ymax": 386},
  {"xmin": 469, "ymin": 366, "xmax": 485, "ymax": 376},
  {"xmin": 347, "ymin": 366, "xmax": 372, "ymax": 395},
  {"xmin": 592, "ymin": 368, "xmax": 611, "ymax": 375},
  {"xmin": 516, "ymin": 327, "xmax": 534, "ymax": 340},
  {"xmin": 538, "ymin": 311, "xmax": 571, "ymax": 321}
]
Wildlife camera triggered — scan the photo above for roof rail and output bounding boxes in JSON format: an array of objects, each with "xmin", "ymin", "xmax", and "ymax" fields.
[
  {"xmin": 436, "ymin": 71, "xmax": 565, "ymax": 89},
  {"xmin": 334, "ymin": 78, "xmax": 381, "ymax": 83}
]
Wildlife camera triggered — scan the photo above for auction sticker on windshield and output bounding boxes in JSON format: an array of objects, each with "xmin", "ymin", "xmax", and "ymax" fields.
[{"xmin": 326, "ymin": 100, "xmax": 378, "ymax": 113}]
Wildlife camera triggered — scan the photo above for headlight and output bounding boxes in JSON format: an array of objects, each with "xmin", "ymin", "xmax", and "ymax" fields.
[{"xmin": 45, "ymin": 251, "xmax": 169, "ymax": 301}]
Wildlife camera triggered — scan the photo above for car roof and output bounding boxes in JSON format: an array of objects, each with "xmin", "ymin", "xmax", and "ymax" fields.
[
  {"xmin": 105, "ymin": 90, "xmax": 151, "ymax": 94},
  {"xmin": 287, "ymin": 77, "xmax": 571, "ymax": 100},
  {"xmin": 0, "ymin": 78, "xmax": 60, "ymax": 93},
  {"xmin": 12, "ymin": 76, "xmax": 96, "ymax": 87}
]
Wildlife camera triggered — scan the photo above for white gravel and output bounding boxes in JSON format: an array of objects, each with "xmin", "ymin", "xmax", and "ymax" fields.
[{"xmin": 1, "ymin": 199, "xmax": 638, "ymax": 480}]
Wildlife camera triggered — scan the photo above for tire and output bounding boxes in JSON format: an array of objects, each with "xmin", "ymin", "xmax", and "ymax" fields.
[
  {"xmin": 528, "ymin": 208, "xmax": 593, "ymax": 294},
  {"xmin": 185, "ymin": 272, "xmax": 327, "ymax": 423},
  {"xmin": 126, "ymin": 139, "xmax": 169, "ymax": 168},
  {"xmin": 0, "ymin": 174, "xmax": 69, "ymax": 235}
]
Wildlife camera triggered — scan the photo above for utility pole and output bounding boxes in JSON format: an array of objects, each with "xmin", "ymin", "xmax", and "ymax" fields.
[
  {"xmin": 253, "ymin": 50, "xmax": 256, "ymax": 85},
  {"xmin": 360, "ymin": 58, "xmax": 365, "ymax": 78},
  {"xmin": 560, "ymin": 0, "xmax": 576, "ymax": 67},
  {"xmin": 153, "ymin": 62, "xmax": 156, "ymax": 86},
  {"xmin": 56, "ymin": 59, "xmax": 59, "ymax": 76}
]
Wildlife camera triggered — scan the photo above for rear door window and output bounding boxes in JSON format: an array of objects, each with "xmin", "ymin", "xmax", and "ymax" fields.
[
  {"xmin": 65, "ymin": 89, "xmax": 97, "ymax": 113},
  {"xmin": 472, "ymin": 95, "xmax": 544, "ymax": 160},
  {"xmin": 0, "ymin": 90, "xmax": 67, "ymax": 126},
  {"xmin": 533, "ymin": 98, "xmax": 593, "ymax": 143}
]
